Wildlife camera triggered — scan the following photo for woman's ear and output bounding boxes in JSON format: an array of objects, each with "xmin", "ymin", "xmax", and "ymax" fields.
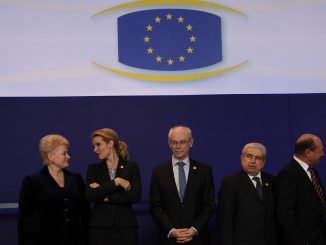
[{"xmin": 108, "ymin": 140, "xmax": 114, "ymax": 148}]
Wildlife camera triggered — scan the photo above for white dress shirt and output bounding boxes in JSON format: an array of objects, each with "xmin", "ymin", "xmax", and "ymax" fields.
[
  {"xmin": 172, "ymin": 156, "xmax": 190, "ymax": 194},
  {"xmin": 293, "ymin": 155, "xmax": 312, "ymax": 180}
]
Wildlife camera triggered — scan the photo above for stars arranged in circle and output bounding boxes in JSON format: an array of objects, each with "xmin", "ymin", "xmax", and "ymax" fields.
[
  {"xmin": 144, "ymin": 36, "xmax": 150, "ymax": 43},
  {"xmin": 142, "ymin": 12, "xmax": 197, "ymax": 67},
  {"xmin": 147, "ymin": 47, "xmax": 154, "ymax": 54}
]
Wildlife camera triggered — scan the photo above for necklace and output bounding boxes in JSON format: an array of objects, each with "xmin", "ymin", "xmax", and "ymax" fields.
[
  {"xmin": 107, "ymin": 158, "xmax": 118, "ymax": 180},
  {"xmin": 108, "ymin": 167, "xmax": 116, "ymax": 180}
]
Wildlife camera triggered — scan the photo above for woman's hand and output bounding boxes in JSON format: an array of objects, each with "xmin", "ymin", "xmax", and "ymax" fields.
[
  {"xmin": 89, "ymin": 182, "xmax": 100, "ymax": 188},
  {"xmin": 114, "ymin": 177, "xmax": 131, "ymax": 191}
]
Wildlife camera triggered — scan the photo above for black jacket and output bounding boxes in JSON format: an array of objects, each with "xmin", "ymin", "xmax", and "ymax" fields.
[
  {"xmin": 85, "ymin": 159, "xmax": 141, "ymax": 228},
  {"xmin": 18, "ymin": 166, "xmax": 90, "ymax": 245},
  {"xmin": 217, "ymin": 170, "xmax": 278, "ymax": 245}
]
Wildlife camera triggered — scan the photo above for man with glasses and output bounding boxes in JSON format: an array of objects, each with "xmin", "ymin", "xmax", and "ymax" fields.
[
  {"xmin": 276, "ymin": 133, "xmax": 326, "ymax": 245},
  {"xmin": 217, "ymin": 142, "xmax": 277, "ymax": 245},
  {"xmin": 150, "ymin": 125, "xmax": 215, "ymax": 245}
]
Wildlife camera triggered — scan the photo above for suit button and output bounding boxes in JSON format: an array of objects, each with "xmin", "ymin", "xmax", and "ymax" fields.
[
  {"xmin": 64, "ymin": 208, "xmax": 69, "ymax": 212},
  {"xmin": 65, "ymin": 218, "xmax": 70, "ymax": 222}
]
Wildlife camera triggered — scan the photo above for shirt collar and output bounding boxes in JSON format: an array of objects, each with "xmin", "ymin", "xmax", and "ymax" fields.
[
  {"xmin": 293, "ymin": 155, "xmax": 310, "ymax": 171},
  {"xmin": 248, "ymin": 172, "xmax": 262, "ymax": 179},
  {"xmin": 172, "ymin": 156, "xmax": 190, "ymax": 166}
]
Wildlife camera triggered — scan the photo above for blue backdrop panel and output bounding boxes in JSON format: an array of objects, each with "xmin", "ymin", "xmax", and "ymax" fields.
[{"xmin": 1, "ymin": 94, "xmax": 326, "ymax": 245}]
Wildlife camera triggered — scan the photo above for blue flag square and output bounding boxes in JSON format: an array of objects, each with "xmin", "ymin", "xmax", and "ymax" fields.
[{"xmin": 118, "ymin": 9, "xmax": 222, "ymax": 71}]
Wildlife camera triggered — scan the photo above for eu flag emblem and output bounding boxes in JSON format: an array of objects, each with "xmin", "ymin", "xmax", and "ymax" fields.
[{"xmin": 118, "ymin": 9, "xmax": 222, "ymax": 71}]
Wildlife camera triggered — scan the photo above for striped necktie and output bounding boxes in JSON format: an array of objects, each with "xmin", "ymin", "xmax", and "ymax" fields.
[{"xmin": 308, "ymin": 167, "xmax": 326, "ymax": 208}]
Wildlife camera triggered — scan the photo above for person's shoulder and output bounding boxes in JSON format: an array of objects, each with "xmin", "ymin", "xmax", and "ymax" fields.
[
  {"xmin": 190, "ymin": 159, "xmax": 212, "ymax": 170},
  {"xmin": 222, "ymin": 170, "xmax": 243, "ymax": 182},
  {"xmin": 29, "ymin": 167, "xmax": 52, "ymax": 178},
  {"xmin": 218, "ymin": 171, "xmax": 243, "ymax": 190},
  {"xmin": 63, "ymin": 169, "xmax": 82, "ymax": 178},
  {"xmin": 152, "ymin": 161, "xmax": 171, "ymax": 172},
  {"xmin": 261, "ymin": 171, "xmax": 276, "ymax": 185},
  {"xmin": 21, "ymin": 168, "xmax": 47, "ymax": 185},
  {"xmin": 261, "ymin": 171, "xmax": 275, "ymax": 179},
  {"xmin": 277, "ymin": 158, "xmax": 298, "ymax": 175},
  {"xmin": 87, "ymin": 161, "xmax": 104, "ymax": 169},
  {"xmin": 120, "ymin": 159, "xmax": 139, "ymax": 167}
]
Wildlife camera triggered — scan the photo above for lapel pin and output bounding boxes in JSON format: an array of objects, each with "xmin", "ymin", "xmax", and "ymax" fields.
[
  {"xmin": 265, "ymin": 183, "xmax": 269, "ymax": 187},
  {"xmin": 193, "ymin": 166, "xmax": 197, "ymax": 170},
  {"xmin": 120, "ymin": 165, "xmax": 124, "ymax": 169}
]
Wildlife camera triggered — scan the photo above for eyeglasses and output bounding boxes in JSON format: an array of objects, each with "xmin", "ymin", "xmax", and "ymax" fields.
[
  {"xmin": 244, "ymin": 153, "xmax": 264, "ymax": 161},
  {"xmin": 169, "ymin": 139, "xmax": 191, "ymax": 147}
]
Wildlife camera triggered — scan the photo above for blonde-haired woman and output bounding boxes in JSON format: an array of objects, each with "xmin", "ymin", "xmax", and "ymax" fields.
[
  {"xmin": 18, "ymin": 134, "xmax": 90, "ymax": 245},
  {"xmin": 86, "ymin": 128, "xmax": 142, "ymax": 245}
]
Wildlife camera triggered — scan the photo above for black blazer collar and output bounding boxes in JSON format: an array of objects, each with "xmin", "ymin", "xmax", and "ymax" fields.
[
  {"xmin": 41, "ymin": 166, "xmax": 72, "ymax": 190},
  {"xmin": 240, "ymin": 170, "xmax": 268, "ymax": 203}
]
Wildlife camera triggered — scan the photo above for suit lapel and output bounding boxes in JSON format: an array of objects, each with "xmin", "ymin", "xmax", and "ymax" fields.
[
  {"xmin": 42, "ymin": 167, "xmax": 67, "ymax": 192},
  {"xmin": 240, "ymin": 171, "xmax": 264, "ymax": 202},
  {"xmin": 98, "ymin": 162, "xmax": 111, "ymax": 182},
  {"xmin": 116, "ymin": 161, "xmax": 126, "ymax": 177},
  {"xmin": 167, "ymin": 162, "xmax": 181, "ymax": 201},
  {"xmin": 183, "ymin": 160, "xmax": 198, "ymax": 201},
  {"xmin": 64, "ymin": 171, "xmax": 73, "ymax": 192},
  {"xmin": 261, "ymin": 173, "xmax": 273, "ymax": 203},
  {"xmin": 292, "ymin": 160, "xmax": 321, "ymax": 201}
]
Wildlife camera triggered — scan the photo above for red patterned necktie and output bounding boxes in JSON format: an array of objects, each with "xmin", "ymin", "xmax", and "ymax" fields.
[{"xmin": 308, "ymin": 167, "xmax": 326, "ymax": 208}]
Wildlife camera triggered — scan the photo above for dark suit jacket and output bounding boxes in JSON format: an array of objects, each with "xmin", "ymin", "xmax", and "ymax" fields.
[
  {"xmin": 217, "ymin": 170, "xmax": 277, "ymax": 245},
  {"xmin": 276, "ymin": 158, "xmax": 326, "ymax": 245},
  {"xmin": 18, "ymin": 166, "xmax": 90, "ymax": 245},
  {"xmin": 149, "ymin": 159, "xmax": 215, "ymax": 245},
  {"xmin": 85, "ymin": 159, "xmax": 141, "ymax": 228}
]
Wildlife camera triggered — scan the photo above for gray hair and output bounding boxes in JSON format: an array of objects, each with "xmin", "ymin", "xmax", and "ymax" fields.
[
  {"xmin": 242, "ymin": 142, "xmax": 267, "ymax": 159},
  {"xmin": 168, "ymin": 125, "xmax": 193, "ymax": 140}
]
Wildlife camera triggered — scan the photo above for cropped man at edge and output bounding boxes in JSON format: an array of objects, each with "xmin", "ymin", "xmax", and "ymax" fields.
[{"xmin": 276, "ymin": 133, "xmax": 326, "ymax": 245}]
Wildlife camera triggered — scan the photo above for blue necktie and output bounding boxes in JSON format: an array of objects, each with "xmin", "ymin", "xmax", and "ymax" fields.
[
  {"xmin": 177, "ymin": 162, "xmax": 186, "ymax": 201},
  {"xmin": 252, "ymin": 176, "xmax": 263, "ymax": 199}
]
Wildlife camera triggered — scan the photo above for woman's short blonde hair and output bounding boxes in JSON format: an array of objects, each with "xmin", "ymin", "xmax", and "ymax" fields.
[{"xmin": 39, "ymin": 134, "xmax": 69, "ymax": 166}]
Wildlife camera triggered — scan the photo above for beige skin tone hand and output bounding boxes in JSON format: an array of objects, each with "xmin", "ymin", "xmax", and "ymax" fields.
[
  {"xmin": 89, "ymin": 182, "xmax": 100, "ymax": 188},
  {"xmin": 89, "ymin": 178, "xmax": 131, "ymax": 202},
  {"xmin": 170, "ymin": 228, "xmax": 196, "ymax": 243},
  {"xmin": 114, "ymin": 177, "xmax": 131, "ymax": 191},
  {"xmin": 89, "ymin": 178, "xmax": 131, "ymax": 192}
]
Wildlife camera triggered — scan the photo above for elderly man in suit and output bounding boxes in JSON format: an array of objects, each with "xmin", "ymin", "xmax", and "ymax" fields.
[
  {"xmin": 150, "ymin": 125, "xmax": 215, "ymax": 245},
  {"xmin": 276, "ymin": 133, "xmax": 326, "ymax": 245},
  {"xmin": 217, "ymin": 142, "xmax": 277, "ymax": 245}
]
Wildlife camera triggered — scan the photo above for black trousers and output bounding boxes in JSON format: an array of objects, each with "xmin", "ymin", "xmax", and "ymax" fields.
[{"xmin": 89, "ymin": 226, "xmax": 138, "ymax": 245}]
